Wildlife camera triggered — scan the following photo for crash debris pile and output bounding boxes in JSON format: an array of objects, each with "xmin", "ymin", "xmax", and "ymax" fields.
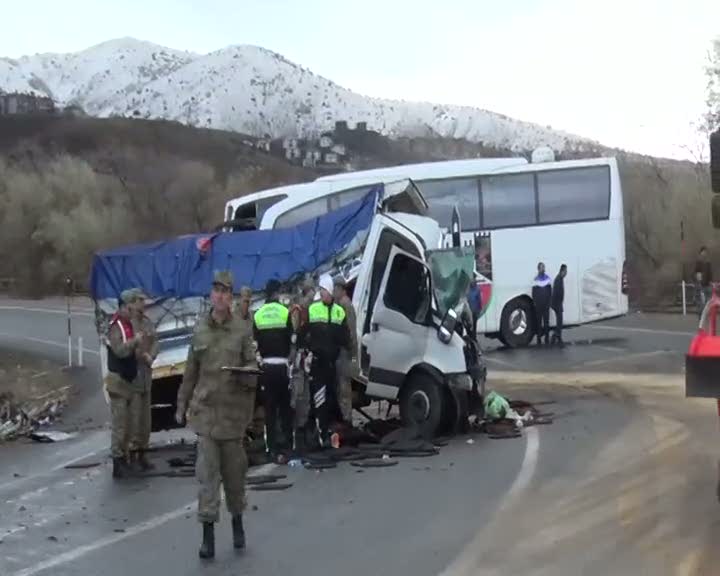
[
  {"xmin": 0, "ymin": 387, "xmax": 69, "ymax": 442},
  {"xmin": 470, "ymin": 392, "xmax": 554, "ymax": 439}
]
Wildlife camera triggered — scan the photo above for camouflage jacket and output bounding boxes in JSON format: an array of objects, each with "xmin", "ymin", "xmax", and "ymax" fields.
[
  {"xmin": 177, "ymin": 310, "xmax": 257, "ymax": 440},
  {"xmin": 131, "ymin": 314, "xmax": 158, "ymax": 393},
  {"xmin": 105, "ymin": 318, "xmax": 139, "ymax": 399}
]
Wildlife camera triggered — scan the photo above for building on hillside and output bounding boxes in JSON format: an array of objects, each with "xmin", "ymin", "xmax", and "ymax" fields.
[
  {"xmin": 0, "ymin": 93, "xmax": 55, "ymax": 115},
  {"xmin": 319, "ymin": 133, "xmax": 333, "ymax": 149}
]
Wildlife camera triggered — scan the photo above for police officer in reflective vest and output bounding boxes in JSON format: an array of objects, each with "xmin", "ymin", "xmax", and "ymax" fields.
[
  {"xmin": 253, "ymin": 279, "xmax": 294, "ymax": 456},
  {"xmin": 300, "ymin": 273, "xmax": 350, "ymax": 446}
]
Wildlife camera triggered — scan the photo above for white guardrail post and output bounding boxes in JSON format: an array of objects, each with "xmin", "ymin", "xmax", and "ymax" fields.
[
  {"xmin": 77, "ymin": 336, "xmax": 84, "ymax": 368},
  {"xmin": 682, "ymin": 280, "xmax": 687, "ymax": 316}
]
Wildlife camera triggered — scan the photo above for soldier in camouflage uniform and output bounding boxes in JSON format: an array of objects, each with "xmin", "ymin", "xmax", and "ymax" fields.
[
  {"xmin": 105, "ymin": 288, "xmax": 145, "ymax": 479},
  {"xmin": 176, "ymin": 271, "xmax": 257, "ymax": 560},
  {"xmin": 333, "ymin": 279, "xmax": 357, "ymax": 423},
  {"xmin": 129, "ymin": 292, "xmax": 158, "ymax": 472}
]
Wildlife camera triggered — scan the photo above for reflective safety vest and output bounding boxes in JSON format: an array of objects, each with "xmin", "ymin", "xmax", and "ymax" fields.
[
  {"xmin": 302, "ymin": 301, "xmax": 348, "ymax": 361},
  {"xmin": 253, "ymin": 301, "xmax": 293, "ymax": 360}
]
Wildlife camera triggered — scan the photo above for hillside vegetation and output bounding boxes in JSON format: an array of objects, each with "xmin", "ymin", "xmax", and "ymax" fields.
[{"xmin": 0, "ymin": 114, "xmax": 713, "ymax": 307}]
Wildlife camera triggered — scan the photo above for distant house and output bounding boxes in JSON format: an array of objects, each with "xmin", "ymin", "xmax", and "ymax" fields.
[
  {"xmin": 0, "ymin": 93, "xmax": 55, "ymax": 115},
  {"xmin": 283, "ymin": 137, "xmax": 300, "ymax": 150},
  {"xmin": 286, "ymin": 148, "xmax": 302, "ymax": 161},
  {"xmin": 331, "ymin": 143, "xmax": 346, "ymax": 156},
  {"xmin": 256, "ymin": 139, "xmax": 271, "ymax": 153}
]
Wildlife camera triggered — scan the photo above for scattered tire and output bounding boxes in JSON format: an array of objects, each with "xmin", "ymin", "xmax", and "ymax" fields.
[
  {"xmin": 500, "ymin": 298, "xmax": 535, "ymax": 348},
  {"xmin": 399, "ymin": 371, "xmax": 445, "ymax": 437}
]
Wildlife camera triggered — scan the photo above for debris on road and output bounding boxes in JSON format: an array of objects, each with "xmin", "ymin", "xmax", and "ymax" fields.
[
  {"xmin": 64, "ymin": 462, "xmax": 101, "ymax": 470},
  {"xmin": 351, "ymin": 458, "xmax": 399, "ymax": 468},
  {"xmin": 0, "ymin": 349, "xmax": 73, "ymax": 442},
  {"xmin": 29, "ymin": 430, "xmax": 76, "ymax": 443},
  {"xmin": 250, "ymin": 482, "xmax": 293, "ymax": 492}
]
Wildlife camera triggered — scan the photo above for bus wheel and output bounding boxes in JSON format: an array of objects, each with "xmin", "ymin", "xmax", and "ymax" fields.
[
  {"xmin": 500, "ymin": 298, "xmax": 535, "ymax": 348},
  {"xmin": 400, "ymin": 372, "xmax": 445, "ymax": 437}
]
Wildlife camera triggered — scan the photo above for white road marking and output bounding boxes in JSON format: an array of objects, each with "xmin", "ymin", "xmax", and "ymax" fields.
[
  {"xmin": 7, "ymin": 462, "xmax": 278, "ymax": 576},
  {"xmin": 575, "ymin": 349, "xmax": 670, "ymax": 368},
  {"xmin": 0, "ymin": 445, "xmax": 106, "ymax": 494},
  {"xmin": 590, "ymin": 324, "xmax": 694, "ymax": 338},
  {"xmin": 0, "ymin": 332, "xmax": 99, "ymax": 356},
  {"xmin": 438, "ymin": 427, "xmax": 540, "ymax": 576},
  {"xmin": 502, "ymin": 426, "xmax": 539, "ymax": 508},
  {"xmin": 0, "ymin": 306, "xmax": 94, "ymax": 317},
  {"xmin": 597, "ymin": 345, "xmax": 626, "ymax": 353},
  {"xmin": 483, "ymin": 355, "xmax": 516, "ymax": 368}
]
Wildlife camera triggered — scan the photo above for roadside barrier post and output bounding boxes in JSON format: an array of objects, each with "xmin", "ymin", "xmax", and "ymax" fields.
[
  {"xmin": 77, "ymin": 336, "xmax": 84, "ymax": 368},
  {"xmin": 682, "ymin": 280, "xmax": 687, "ymax": 316}
]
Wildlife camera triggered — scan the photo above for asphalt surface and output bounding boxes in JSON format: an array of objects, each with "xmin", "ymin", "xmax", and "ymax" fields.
[{"xmin": 1, "ymin": 301, "xmax": 718, "ymax": 576}]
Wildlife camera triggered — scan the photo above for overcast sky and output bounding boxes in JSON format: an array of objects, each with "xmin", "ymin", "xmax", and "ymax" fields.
[{"xmin": 2, "ymin": 0, "xmax": 719, "ymax": 159}]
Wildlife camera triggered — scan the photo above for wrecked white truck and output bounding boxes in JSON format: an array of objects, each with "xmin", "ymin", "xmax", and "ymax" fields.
[{"xmin": 89, "ymin": 181, "xmax": 486, "ymax": 436}]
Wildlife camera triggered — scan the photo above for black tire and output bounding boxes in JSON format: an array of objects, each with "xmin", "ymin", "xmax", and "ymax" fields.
[
  {"xmin": 438, "ymin": 386, "xmax": 470, "ymax": 435},
  {"xmin": 500, "ymin": 298, "xmax": 535, "ymax": 348},
  {"xmin": 399, "ymin": 372, "xmax": 445, "ymax": 437}
]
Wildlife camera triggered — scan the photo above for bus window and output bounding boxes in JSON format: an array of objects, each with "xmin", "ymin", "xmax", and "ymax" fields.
[
  {"xmin": 256, "ymin": 194, "xmax": 287, "ymax": 224},
  {"xmin": 328, "ymin": 186, "xmax": 374, "ymax": 210},
  {"xmin": 481, "ymin": 173, "xmax": 535, "ymax": 229},
  {"xmin": 416, "ymin": 178, "xmax": 480, "ymax": 230},
  {"xmin": 537, "ymin": 166, "xmax": 610, "ymax": 224},
  {"xmin": 274, "ymin": 197, "xmax": 328, "ymax": 229}
]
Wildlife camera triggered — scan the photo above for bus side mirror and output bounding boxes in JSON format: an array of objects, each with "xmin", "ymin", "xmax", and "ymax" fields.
[{"xmin": 438, "ymin": 308, "xmax": 458, "ymax": 344}]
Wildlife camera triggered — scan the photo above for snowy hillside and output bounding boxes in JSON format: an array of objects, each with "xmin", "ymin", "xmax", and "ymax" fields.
[{"xmin": 1, "ymin": 38, "xmax": 595, "ymax": 153}]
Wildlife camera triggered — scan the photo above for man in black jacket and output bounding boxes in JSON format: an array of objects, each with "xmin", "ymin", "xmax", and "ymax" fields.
[
  {"xmin": 551, "ymin": 264, "xmax": 567, "ymax": 347},
  {"xmin": 532, "ymin": 262, "xmax": 552, "ymax": 346}
]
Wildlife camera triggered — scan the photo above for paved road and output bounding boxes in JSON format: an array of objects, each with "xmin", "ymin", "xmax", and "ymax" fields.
[{"xmin": 1, "ymin": 303, "xmax": 717, "ymax": 575}]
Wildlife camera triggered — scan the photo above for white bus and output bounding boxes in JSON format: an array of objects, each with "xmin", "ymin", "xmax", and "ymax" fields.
[{"xmin": 223, "ymin": 155, "xmax": 628, "ymax": 347}]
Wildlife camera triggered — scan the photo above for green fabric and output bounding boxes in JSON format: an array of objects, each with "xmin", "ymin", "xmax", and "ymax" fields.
[
  {"xmin": 308, "ymin": 301, "xmax": 346, "ymax": 325},
  {"xmin": 254, "ymin": 302, "xmax": 289, "ymax": 330},
  {"xmin": 484, "ymin": 390, "xmax": 510, "ymax": 420},
  {"xmin": 427, "ymin": 247, "xmax": 475, "ymax": 317}
]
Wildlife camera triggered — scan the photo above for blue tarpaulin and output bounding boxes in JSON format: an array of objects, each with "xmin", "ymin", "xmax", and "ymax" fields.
[{"xmin": 89, "ymin": 187, "xmax": 379, "ymax": 300}]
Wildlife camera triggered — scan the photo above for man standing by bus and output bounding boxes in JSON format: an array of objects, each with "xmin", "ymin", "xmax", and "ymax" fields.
[
  {"xmin": 695, "ymin": 246, "xmax": 713, "ymax": 317},
  {"xmin": 551, "ymin": 264, "xmax": 567, "ymax": 347},
  {"xmin": 532, "ymin": 262, "xmax": 552, "ymax": 346}
]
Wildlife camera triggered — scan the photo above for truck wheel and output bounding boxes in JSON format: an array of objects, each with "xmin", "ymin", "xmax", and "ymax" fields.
[
  {"xmin": 400, "ymin": 372, "xmax": 445, "ymax": 437},
  {"xmin": 500, "ymin": 298, "xmax": 535, "ymax": 348},
  {"xmin": 439, "ymin": 386, "xmax": 470, "ymax": 435}
]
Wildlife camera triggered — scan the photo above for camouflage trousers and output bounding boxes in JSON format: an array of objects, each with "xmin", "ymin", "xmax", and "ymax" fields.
[
  {"xmin": 291, "ymin": 365, "xmax": 310, "ymax": 428},
  {"xmin": 129, "ymin": 388, "xmax": 151, "ymax": 452},
  {"xmin": 109, "ymin": 388, "xmax": 152, "ymax": 457},
  {"xmin": 109, "ymin": 391, "xmax": 131, "ymax": 459},
  {"xmin": 196, "ymin": 435, "xmax": 248, "ymax": 523},
  {"xmin": 335, "ymin": 350, "xmax": 355, "ymax": 422}
]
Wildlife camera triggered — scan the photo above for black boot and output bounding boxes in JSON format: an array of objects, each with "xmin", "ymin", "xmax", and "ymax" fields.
[
  {"xmin": 199, "ymin": 522, "xmax": 215, "ymax": 559},
  {"xmin": 232, "ymin": 515, "xmax": 245, "ymax": 549},
  {"xmin": 112, "ymin": 457, "xmax": 131, "ymax": 479},
  {"xmin": 136, "ymin": 450, "xmax": 155, "ymax": 472}
]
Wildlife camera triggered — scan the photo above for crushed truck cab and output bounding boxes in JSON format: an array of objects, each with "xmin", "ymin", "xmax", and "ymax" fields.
[{"xmin": 91, "ymin": 181, "xmax": 486, "ymax": 436}]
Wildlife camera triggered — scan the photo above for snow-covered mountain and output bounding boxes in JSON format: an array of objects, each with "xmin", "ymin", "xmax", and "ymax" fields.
[{"xmin": 1, "ymin": 37, "xmax": 596, "ymax": 153}]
